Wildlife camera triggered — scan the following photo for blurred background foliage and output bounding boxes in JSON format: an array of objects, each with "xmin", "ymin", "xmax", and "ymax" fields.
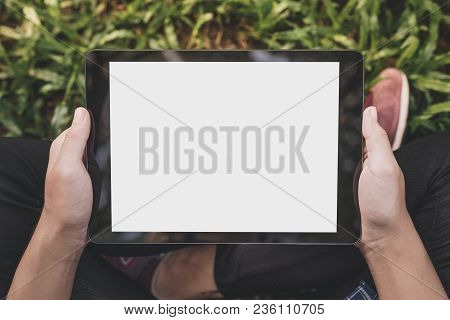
[{"xmin": 0, "ymin": 0, "xmax": 449, "ymax": 140}]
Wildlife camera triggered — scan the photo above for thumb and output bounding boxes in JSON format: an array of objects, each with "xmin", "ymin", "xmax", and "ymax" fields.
[
  {"xmin": 362, "ymin": 106, "xmax": 394, "ymax": 165},
  {"xmin": 59, "ymin": 107, "xmax": 91, "ymax": 164}
]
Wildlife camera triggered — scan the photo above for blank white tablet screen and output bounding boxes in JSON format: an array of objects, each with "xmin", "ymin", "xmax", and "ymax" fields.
[{"xmin": 109, "ymin": 62, "xmax": 339, "ymax": 233}]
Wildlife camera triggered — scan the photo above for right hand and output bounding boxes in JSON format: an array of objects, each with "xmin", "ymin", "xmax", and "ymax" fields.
[
  {"xmin": 42, "ymin": 107, "xmax": 93, "ymax": 245},
  {"xmin": 358, "ymin": 107, "xmax": 411, "ymax": 250}
]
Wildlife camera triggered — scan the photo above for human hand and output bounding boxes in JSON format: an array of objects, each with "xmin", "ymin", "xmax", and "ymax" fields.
[
  {"xmin": 42, "ymin": 107, "xmax": 92, "ymax": 245},
  {"xmin": 356, "ymin": 107, "xmax": 448, "ymax": 299},
  {"xmin": 358, "ymin": 106, "xmax": 410, "ymax": 250}
]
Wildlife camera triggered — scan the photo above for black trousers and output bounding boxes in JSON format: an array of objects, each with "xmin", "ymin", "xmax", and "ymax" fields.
[{"xmin": 1, "ymin": 133, "xmax": 449, "ymax": 299}]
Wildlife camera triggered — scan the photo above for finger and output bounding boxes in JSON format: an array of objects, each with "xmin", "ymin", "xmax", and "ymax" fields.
[
  {"xmin": 362, "ymin": 106, "xmax": 395, "ymax": 165},
  {"xmin": 59, "ymin": 107, "xmax": 91, "ymax": 165},
  {"xmin": 48, "ymin": 129, "xmax": 69, "ymax": 169}
]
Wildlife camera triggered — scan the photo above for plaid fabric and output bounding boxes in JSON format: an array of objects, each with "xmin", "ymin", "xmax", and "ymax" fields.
[{"xmin": 345, "ymin": 281, "xmax": 378, "ymax": 300}]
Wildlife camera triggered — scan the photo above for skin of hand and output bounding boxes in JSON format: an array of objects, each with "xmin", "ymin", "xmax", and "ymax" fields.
[
  {"xmin": 43, "ymin": 107, "xmax": 93, "ymax": 245},
  {"xmin": 358, "ymin": 106, "xmax": 409, "ymax": 249},
  {"xmin": 358, "ymin": 106, "xmax": 447, "ymax": 299},
  {"xmin": 7, "ymin": 107, "xmax": 92, "ymax": 299}
]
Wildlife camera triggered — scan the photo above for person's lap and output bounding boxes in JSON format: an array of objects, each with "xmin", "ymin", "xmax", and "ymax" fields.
[
  {"xmin": 214, "ymin": 131, "xmax": 450, "ymax": 298},
  {"xmin": 0, "ymin": 138, "xmax": 154, "ymax": 299},
  {"xmin": 0, "ymin": 132, "xmax": 449, "ymax": 299}
]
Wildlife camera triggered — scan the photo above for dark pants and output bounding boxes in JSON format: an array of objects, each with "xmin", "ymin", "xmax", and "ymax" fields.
[{"xmin": 1, "ymin": 133, "xmax": 449, "ymax": 299}]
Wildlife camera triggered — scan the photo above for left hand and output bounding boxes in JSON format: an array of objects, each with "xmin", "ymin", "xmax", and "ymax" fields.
[{"xmin": 42, "ymin": 107, "xmax": 92, "ymax": 245}]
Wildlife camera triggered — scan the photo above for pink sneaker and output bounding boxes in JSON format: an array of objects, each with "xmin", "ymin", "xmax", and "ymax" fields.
[
  {"xmin": 364, "ymin": 68, "xmax": 410, "ymax": 150},
  {"xmin": 103, "ymin": 254, "xmax": 164, "ymax": 291}
]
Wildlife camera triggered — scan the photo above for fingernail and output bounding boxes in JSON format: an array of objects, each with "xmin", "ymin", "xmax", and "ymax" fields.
[
  {"xmin": 73, "ymin": 108, "xmax": 86, "ymax": 123},
  {"xmin": 368, "ymin": 106, "xmax": 378, "ymax": 121}
]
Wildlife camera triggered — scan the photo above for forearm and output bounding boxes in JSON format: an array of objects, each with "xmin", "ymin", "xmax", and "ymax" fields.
[
  {"xmin": 7, "ymin": 212, "xmax": 85, "ymax": 300},
  {"xmin": 360, "ymin": 214, "xmax": 447, "ymax": 300}
]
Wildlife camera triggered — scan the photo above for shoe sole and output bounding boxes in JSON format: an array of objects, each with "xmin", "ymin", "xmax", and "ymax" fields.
[{"xmin": 391, "ymin": 72, "xmax": 409, "ymax": 151}]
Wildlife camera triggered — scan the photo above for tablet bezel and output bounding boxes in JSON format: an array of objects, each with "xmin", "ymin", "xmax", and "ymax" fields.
[{"xmin": 85, "ymin": 50, "xmax": 363, "ymax": 245}]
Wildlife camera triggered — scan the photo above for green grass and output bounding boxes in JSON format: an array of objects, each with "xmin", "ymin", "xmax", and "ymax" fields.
[{"xmin": 0, "ymin": 0, "xmax": 449, "ymax": 140}]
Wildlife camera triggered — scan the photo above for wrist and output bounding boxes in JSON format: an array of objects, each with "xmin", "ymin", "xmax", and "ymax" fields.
[
  {"xmin": 39, "ymin": 209, "xmax": 88, "ymax": 255},
  {"xmin": 359, "ymin": 214, "xmax": 417, "ymax": 269},
  {"xmin": 359, "ymin": 206, "xmax": 411, "ymax": 254}
]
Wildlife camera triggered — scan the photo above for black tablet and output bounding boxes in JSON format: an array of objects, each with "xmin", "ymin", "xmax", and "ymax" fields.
[{"xmin": 85, "ymin": 50, "xmax": 363, "ymax": 245}]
